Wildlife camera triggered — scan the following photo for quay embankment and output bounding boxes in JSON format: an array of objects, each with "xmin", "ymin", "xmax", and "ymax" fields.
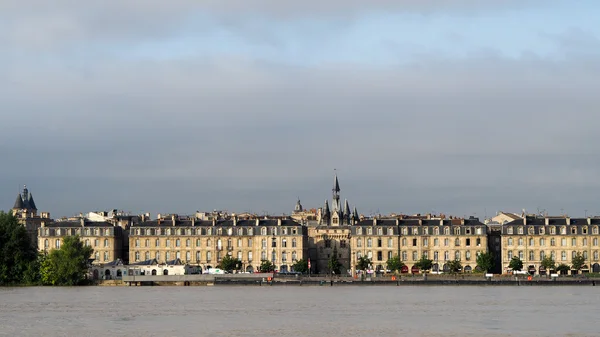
[{"xmin": 112, "ymin": 273, "xmax": 600, "ymax": 287}]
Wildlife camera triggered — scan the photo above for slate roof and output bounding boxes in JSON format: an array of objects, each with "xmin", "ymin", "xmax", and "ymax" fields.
[
  {"xmin": 44, "ymin": 221, "xmax": 114, "ymax": 228},
  {"xmin": 13, "ymin": 194, "xmax": 24, "ymax": 209},
  {"xmin": 133, "ymin": 218, "xmax": 301, "ymax": 227}
]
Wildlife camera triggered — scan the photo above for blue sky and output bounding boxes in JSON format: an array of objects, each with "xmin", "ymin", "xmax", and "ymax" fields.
[{"xmin": 1, "ymin": 1, "xmax": 600, "ymax": 218}]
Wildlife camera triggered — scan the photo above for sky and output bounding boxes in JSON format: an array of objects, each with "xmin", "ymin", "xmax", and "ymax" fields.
[{"xmin": 1, "ymin": 0, "xmax": 600, "ymax": 219}]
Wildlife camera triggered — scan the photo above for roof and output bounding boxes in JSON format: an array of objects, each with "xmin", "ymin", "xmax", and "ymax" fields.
[
  {"xmin": 43, "ymin": 220, "xmax": 114, "ymax": 228},
  {"xmin": 129, "ymin": 259, "xmax": 158, "ymax": 266},
  {"xmin": 26, "ymin": 193, "xmax": 37, "ymax": 210},
  {"xmin": 104, "ymin": 259, "xmax": 124, "ymax": 266},
  {"xmin": 133, "ymin": 218, "xmax": 301, "ymax": 228},
  {"xmin": 13, "ymin": 194, "xmax": 24, "ymax": 209}
]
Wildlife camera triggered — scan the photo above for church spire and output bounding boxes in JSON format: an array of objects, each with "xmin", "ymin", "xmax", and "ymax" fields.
[
  {"xmin": 332, "ymin": 170, "xmax": 340, "ymax": 212},
  {"xmin": 13, "ymin": 193, "xmax": 24, "ymax": 209},
  {"xmin": 322, "ymin": 200, "xmax": 330, "ymax": 223}
]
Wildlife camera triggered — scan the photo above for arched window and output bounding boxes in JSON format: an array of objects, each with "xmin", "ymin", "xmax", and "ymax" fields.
[
  {"xmin": 145, "ymin": 251, "xmax": 150, "ymax": 260},
  {"xmin": 454, "ymin": 251, "xmax": 460, "ymax": 260},
  {"xmin": 44, "ymin": 239, "xmax": 49, "ymax": 248},
  {"xmin": 135, "ymin": 251, "xmax": 140, "ymax": 261},
  {"xmin": 292, "ymin": 251, "xmax": 297, "ymax": 261},
  {"xmin": 261, "ymin": 227, "xmax": 267, "ymax": 235},
  {"xmin": 196, "ymin": 239, "xmax": 201, "ymax": 247},
  {"xmin": 282, "ymin": 252, "xmax": 287, "ymax": 262},
  {"xmin": 104, "ymin": 239, "xmax": 109, "ymax": 247},
  {"xmin": 186, "ymin": 239, "xmax": 190, "ymax": 247},
  {"xmin": 433, "ymin": 227, "xmax": 439, "ymax": 235},
  {"xmin": 357, "ymin": 238, "xmax": 362, "ymax": 247},
  {"xmin": 444, "ymin": 251, "xmax": 449, "ymax": 261},
  {"xmin": 454, "ymin": 238, "xmax": 460, "ymax": 246}
]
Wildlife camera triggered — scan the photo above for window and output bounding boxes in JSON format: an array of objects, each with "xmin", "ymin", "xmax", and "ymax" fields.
[
  {"xmin": 367, "ymin": 251, "xmax": 373, "ymax": 259},
  {"xmin": 572, "ymin": 238, "xmax": 577, "ymax": 246},
  {"xmin": 261, "ymin": 227, "xmax": 267, "ymax": 235},
  {"xmin": 594, "ymin": 251, "xmax": 599, "ymax": 261},
  {"xmin": 145, "ymin": 251, "xmax": 150, "ymax": 260},
  {"xmin": 412, "ymin": 227, "xmax": 418, "ymax": 235},
  {"xmin": 423, "ymin": 238, "xmax": 429, "ymax": 247},
  {"xmin": 44, "ymin": 239, "xmax": 49, "ymax": 248},
  {"xmin": 248, "ymin": 228, "xmax": 253, "ymax": 235},
  {"xmin": 196, "ymin": 239, "xmax": 201, "ymax": 247},
  {"xmin": 356, "ymin": 228, "xmax": 363, "ymax": 235},
  {"xmin": 465, "ymin": 238, "xmax": 470, "ymax": 246},
  {"xmin": 561, "ymin": 251, "xmax": 567, "ymax": 261},
  {"xmin": 357, "ymin": 238, "xmax": 362, "ymax": 247},
  {"xmin": 549, "ymin": 226, "xmax": 556, "ymax": 234},
  {"xmin": 540, "ymin": 251, "xmax": 545, "ymax": 260},
  {"xmin": 412, "ymin": 239, "xmax": 417, "ymax": 247},
  {"xmin": 166, "ymin": 239, "xmax": 171, "ymax": 247},
  {"xmin": 454, "ymin": 228, "xmax": 460, "ymax": 235},
  {"xmin": 135, "ymin": 239, "xmax": 140, "ymax": 247},
  {"xmin": 401, "ymin": 238, "xmax": 406, "ymax": 246},
  {"xmin": 387, "ymin": 228, "xmax": 393, "ymax": 236},
  {"xmin": 571, "ymin": 227, "xmax": 577, "ymax": 234},
  {"xmin": 55, "ymin": 239, "xmax": 60, "ymax": 249},
  {"xmin": 593, "ymin": 226, "xmax": 599, "ymax": 235},
  {"xmin": 176, "ymin": 251, "xmax": 181, "ymax": 259},
  {"xmin": 540, "ymin": 238, "xmax": 545, "ymax": 246},
  {"xmin": 134, "ymin": 251, "xmax": 140, "ymax": 261},
  {"xmin": 508, "ymin": 238, "xmax": 513, "ymax": 246},
  {"xmin": 455, "ymin": 251, "xmax": 460, "ymax": 260},
  {"xmin": 518, "ymin": 238, "xmax": 523, "ymax": 246},
  {"xmin": 104, "ymin": 239, "xmax": 109, "ymax": 247},
  {"xmin": 434, "ymin": 238, "xmax": 439, "ymax": 246},
  {"xmin": 207, "ymin": 251, "xmax": 212, "ymax": 262},
  {"xmin": 465, "ymin": 251, "xmax": 471, "ymax": 261},
  {"xmin": 377, "ymin": 251, "xmax": 383, "ymax": 261},
  {"xmin": 583, "ymin": 227, "xmax": 588, "ymax": 234},
  {"xmin": 166, "ymin": 252, "xmax": 171, "ymax": 260},
  {"xmin": 507, "ymin": 251, "xmax": 513, "ymax": 259},
  {"xmin": 196, "ymin": 251, "xmax": 201, "ymax": 262},
  {"xmin": 271, "ymin": 251, "xmax": 276, "ymax": 263},
  {"xmin": 340, "ymin": 240, "xmax": 347, "ymax": 248},
  {"xmin": 367, "ymin": 238, "xmax": 373, "ymax": 247},
  {"xmin": 388, "ymin": 251, "xmax": 393, "ymax": 259},
  {"xmin": 539, "ymin": 227, "xmax": 545, "ymax": 235},
  {"xmin": 248, "ymin": 251, "xmax": 253, "ymax": 262},
  {"xmin": 434, "ymin": 251, "xmax": 439, "ymax": 260},
  {"xmin": 517, "ymin": 227, "xmax": 524, "ymax": 235},
  {"xmin": 529, "ymin": 238, "xmax": 534, "ymax": 246},
  {"xmin": 528, "ymin": 227, "xmax": 535, "ymax": 235},
  {"xmin": 594, "ymin": 238, "xmax": 598, "ymax": 246},
  {"xmin": 271, "ymin": 238, "xmax": 277, "ymax": 248},
  {"xmin": 237, "ymin": 251, "xmax": 242, "ymax": 261},
  {"xmin": 444, "ymin": 238, "xmax": 449, "ymax": 247},
  {"xmin": 292, "ymin": 251, "xmax": 297, "ymax": 262},
  {"xmin": 402, "ymin": 251, "xmax": 407, "ymax": 261},
  {"xmin": 261, "ymin": 239, "xmax": 267, "ymax": 248},
  {"xmin": 176, "ymin": 239, "xmax": 181, "ymax": 247},
  {"xmin": 560, "ymin": 226, "xmax": 567, "ymax": 235},
  {"xmin": 282, "ymin": 239, "xmax": 287, "ymax": 248},
  {"xmin": 144, "ymin": 239, "xmax": 149, "ymax": 247},
  {"xmin": 584, "ymin": 251, "xmax": 588, "ymax": 260},
  {"xmin": 583, "ymin": 238, "xmax": 588, "ymax": 246},
  {"xmin": 433, "ymin": 227, "xmax": 439, "ymax": 235},
  {"xmin": 377, "ymin": 228, "xmax": 383, "ymax": 236},
  {"xmin": 248, "ymin": 238, "xmax": 253, "ymax": 247},
  {"xmin": 261, "ymin": 251, "xmax": 266, "ymax": 260},
  {"xmin": 412, "ymin": 251, "xmax": 418, "ymax": 261},
  {"xmin": 454, "ymin": 238, "xmax": 460, "ymax": 247},
  {"xmin": 423, "ymin": 227, "xmax": 429, "ymax": 235},
  {"xmin": 292, "ymin": 238, "xmax": 297, "ymax": 248},
  {"xmin": 476, "ymin": 238, "xmax": 481, "ymax": 246},
  {"xmin": 367, "ymin": 228, "xmax": 372, "ymax": 235},
  {"xmin": 186, "ymin": 239, "xmax": 190, "ymax": 247},
  {"xmin": 444, "ymin": 251, "xmax": 449, "ymax": 261},
  {"xmin": 103, "ymin": 252, "xmax": 109, "ymax": 261},
  {"xmin": 238, "ymin": 228, "xmax": 243, "ymax": 236},
  {"xmin": 402, "ymin": 227, "xmax": 408, "ymax": 235},
  {"xmin": 550, "ymin": 238, "xmax": 556, "ymax": 246},
  {"xmin": 444, "ymin": 227, "xmax": 450, "ymax": 235},
  {"xmin": 518, "ymin": 251, "xmax": 524, "ymax": 259},
  {"xmin": 377, "ymin": 239, "xmax": 382, "ymax": 248},
  {"xmin": 465, "ymin": 228, "xmax": 471, "ymax": 235},
  {"xmin": 388, "ymin": 238, "xmax": 393, "ymax": 248}
]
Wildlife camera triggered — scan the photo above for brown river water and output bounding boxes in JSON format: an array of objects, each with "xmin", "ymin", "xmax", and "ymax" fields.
[{"xmin": 0, "ymin": 286, "xmax": 598, "ymax": 336}]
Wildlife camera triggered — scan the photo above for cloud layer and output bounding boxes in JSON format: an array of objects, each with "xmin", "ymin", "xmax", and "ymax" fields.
[{"xmin": 1, "ymin": 1, "xmax": 600, "ymax": 218}]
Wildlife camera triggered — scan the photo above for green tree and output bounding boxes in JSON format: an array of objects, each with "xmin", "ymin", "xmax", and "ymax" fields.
[
  {"xmin": 259, "ymin": 260, "xmax": 274, "ymax": 273},
  {"xmin": 218, "ymin": 254, "xmax": 241, "ymax": 272},
  {"xmin": 448, "ymin": 259, "xmax": 462, "ymax": 273},
  {"xmin": 541, "ymin": 255, "xmax": 556, "ymax": 273},
  {"xmin": 291, "ymin": 258, "xmax": 309, "ymax": 274},
  {"xmin": 571, "ymin": 252, "xmax": 585, "ymax": 271},
  {"xmin": 356, "ymin": 256, "xmax": 371, "ymax": 272},
  {"xmin": 328, "ymin": 246, "xmax": 342, "ymax": 275},
  {"xmin": 475, "ymin": 252, "xmax": 494, "ymax": 273},
  {"xmin": 508, "ymin": 256, "xmax": 523, "ymax": 271},
  {"xmin": 556, "ymin": 263, "xmax": 570, "ymax": 275},
  {"xmin": 0, "ymin": 211, "xmax": 38, "ymax": 285},
  {"xmin": 386, "ymin": 255, "xmax": 405, "ymax": 273},
  {"xmin": 414, "ymin": 255, "xmax": 433, "ymax": 271},
  {"xmin": 40, "ymin": 235, "xmax": 94, "ymax": 286}
]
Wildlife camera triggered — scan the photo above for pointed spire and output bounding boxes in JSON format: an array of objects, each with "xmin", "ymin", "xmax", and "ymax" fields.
[
  {"xmin": 13, "ymin": 193, "xmax": 24, "ymax": 209},
  {"xmin": 333, "ymin": 171, "xmax": 340, "ymax": 193},
  {"xmin": 27, "ymin": 193, "xmax": 37, "ymax": 210},
  {"xmin": 353, "ymin": 207, "xmax": 359, "ymax": 219},
  {"xmin": 322, "ymin": 200, "xmax": 331, "ymax": 222},
  {"xmin": 344, "ymin": 199, "xmax": 351, "ymax": 215}
]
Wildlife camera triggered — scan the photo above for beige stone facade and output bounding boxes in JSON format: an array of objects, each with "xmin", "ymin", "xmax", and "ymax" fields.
[
  {"xmin": 501, "ymin": 216, "xmax": 600, "ymax": 274},
  {"xmin": 307, "ymin": 225, "xmax": 351, "ymax": 274},
  {"xmin": 37, "ymin": 219, "xmax": 125, "ymax": 264},
  {"xmin": 128, "ymin": 216, "xmax": 308, "ymax": 273}
]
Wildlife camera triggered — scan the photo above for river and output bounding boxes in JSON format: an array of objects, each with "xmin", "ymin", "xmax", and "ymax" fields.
[{"xmin": 0, "ymin": 285, "xmax": 597, "ymax": 336}]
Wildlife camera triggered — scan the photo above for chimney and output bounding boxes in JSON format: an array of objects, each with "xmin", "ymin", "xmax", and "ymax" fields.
[
  {"xmin": 41, "ymin": 221, "xmax": 46, "ymax": 228},
  {"xmin": 277, "ymin": 219, "xmax": 282, "ymax": 226},
  {"xmin": 157, "ymin": 213, "xmax": 162, "ymax": 219},
  {"xmin": 460, "ymin": 219, "xmax": 465, "ymax": 225},
  {"xmin": 191, "ymin": 217, "xmax": 195, "ymax": 227},
  {"xmin": 418, "ymin": 219, "xmax": 422, "ymax": 226},
  {"xmin": 171, "ymin": 215, "xmax": 176, "ymax": 226},
  {"xmin": 255, "ymin": 219, "xmax": 260, "ymax": 226},
  {"xmin": 566, "ymin": 217, "xmax": 571, "ymax": 225},
  {"xmin": 80, "ymin": 218, "xmax": 85, "ymax": 227},
  {"xmin": 588, "ymin": 218, "xmax": 591, "ymax": 225},
  {"xmin": 373, "ymin": 218, "xmax": 377, "ymax": 226},
  {"xmin": 440, "ymin": 219, "xmax": 444, "ymax": 226},
  {"xmin": 212, "ymin": 219, "xmax": 216, "ymax": 227},
  {"xmin": 545, "ymin": 218, "xmax": 549, "ymax": 226},
  {"xmin": 233, "ymin": 216, "xmax": 237, "ymax": 226},
  {"xmin": 141, "ymin": 214, "xmax": 146, "ymax": 222}
]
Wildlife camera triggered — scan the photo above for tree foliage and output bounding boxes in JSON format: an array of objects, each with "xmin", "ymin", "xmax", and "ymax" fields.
[
  {"xmin": 414, "ymin": 255, "xmax": 433, "ymax": 271},
  {"xmin": 556, "ymin": 263, "xmax": 570, "ymax": 274},
  {"xmin": 356, "ymin": 256, "xmax": 371, "ymax": 271},
  {"xmin": 541, "ymin": 255, "xmax": 556, "ymax": 271},
  {"xmin": 386, "ymin": 255, "xmax": 405, "ymax": 273},
  {"xmin": 508, "ymin": 256, "xmax": 523, "ymax": 271},
  {"xmin": 40, "ymin": 235, "xmax": 94, "ymax": 286},
  {"xmin": 447, "ymin": 259, "xmax": 462, "ymax": 273},
  {"xmin": 291, "ymin": 258, "xmax": 308, "ymax": 274},
  {"xmin": 571, "ymin": 252, "xmax": 585, "ymax": 271},
  {"xmin": 0, "ymin": 211, "xmax": 38, "ymax": 285},
  {"xmin": 218, "ymin": 254, "xmax": 242, "ymax": 272},
  {"xmin": 259, "ymin": 260, "xmax": 274, "ymax": 273},
  {"xmin": 475, "ymin": 252, "xmax": 494, "ymax": 273},
  {"xmin": 328, "ymin": 246, "xmax": 342, "ymax": 275}
]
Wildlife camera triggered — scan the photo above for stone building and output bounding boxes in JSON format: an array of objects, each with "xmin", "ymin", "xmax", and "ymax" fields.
[
  {"xmin": 37, "ymin": 218, "xmax": 127, "ymax": 264},
  {"xmin": 350, "ymin": 219, "xmax": 400, "ymax": 274},
  {"xmin": 501, "ymin": 216, "xmax": 600, "ymax": 275},
  {"xmin": 11, "ymin": 185, "xmax": 52, "ymax": 248},
  {"xmin": 128, "ymin": 215, "xmax": 308, "ymax": 273}
]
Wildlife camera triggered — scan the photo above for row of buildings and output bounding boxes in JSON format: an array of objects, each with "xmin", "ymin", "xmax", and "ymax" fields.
[{"xmin": 10, "ymin": 175, "xmax": 600, "ymax": 277}]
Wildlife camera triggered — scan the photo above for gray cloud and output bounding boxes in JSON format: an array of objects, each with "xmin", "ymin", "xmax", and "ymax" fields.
[{"xmin": 1, "ymin": 1, "xmax": 599, "ymax": 218}]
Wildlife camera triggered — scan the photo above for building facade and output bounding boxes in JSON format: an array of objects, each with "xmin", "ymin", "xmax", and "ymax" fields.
[
  {"xmin": 11, "ymin": 185, "xmax": 52, "ymax": 248},
  {"xmin": 37, "ymin": 218, "xmax": 126, "ymax": 264},
  {"xmin": 128, "ymin": 215, "xmax": 308, "ymax": 273},
  {"xmin": 501, "ymin": 216, "xmax": 600, "ymax": 275}
]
